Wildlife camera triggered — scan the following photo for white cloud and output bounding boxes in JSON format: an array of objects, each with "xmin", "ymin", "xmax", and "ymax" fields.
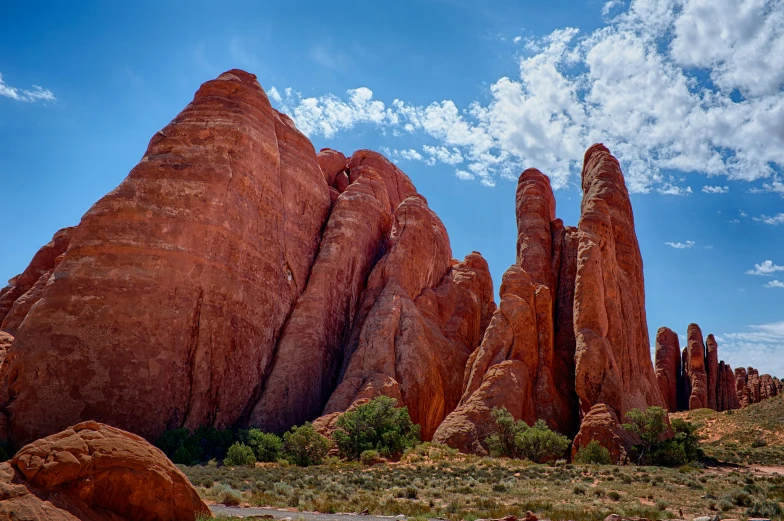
[
  {"xmin": 665, "ymin": 240, "xmax": 696, "ymax": 248},
  {"xmin": 0, "ymin": 73, "xmax": 55, "ymax": 103},
  {"xmin": 267, "ymin": 86, "xmax": 282, "ymax": 103},
  {"xmin": 271, "ymin": 0, "xmax": 784, "ymax": 191},
  {"xmin": 602, "ymin": 0, "xmax": 624, "ymax": 16},
  {"xmin": 513, "ymin": 36, "xmax": 523, "ymax": 44},
  {"xmin": 392, "ymin": 148, "xmax": 424, "ymax": 162},
  {"xmin": 715, "ymin": 321, "xmax": 784, "ymax": 377},
  {"xmin": 702, "ymin": 185, "xmax": 729, "ymax": 193},
  {"xmin": 754, "ymin": 213, "xmax": 784, "ymax": 225},
  {"xmin": 746, "ymin": 260, "xmax": 784, "ymax": 276},
  {"xmin": 455, "ymin": 170, "xmax": 475, "ymax": 181},
  {"xmin": 765, "ymin": 280, "xmax": 784, "ymax": 288},
  {"xmin": 422, "ymin": 145, "xmax": 464, "ymax": 165}
]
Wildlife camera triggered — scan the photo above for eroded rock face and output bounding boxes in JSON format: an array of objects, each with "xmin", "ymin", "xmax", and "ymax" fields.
[
  {"xmin": 573, "ymin": 144, "xmax": 665, "ymax": 422},
  {"xmin": 250, "ymin": 169, "xmax": 393, "ymax": 432},
  {"xmin": 433, "ymin": 170, "xmax": 579, "ymax": 452},
  {"xmin": 685, "ymin": 324, "xmax": 709, "ymax": 410},
  {"xmin": 318, "ymin": 196, "xmax": 495, "ymax": 440},
  {"xmin": 705, "ymin": 334, "xmax": 719, "ymax": 411},
  {"xmin": 316, "ymin": 148, "xmax": 347, "ymax": 186},
  {"xmin": 1, "ymin": 70, "xmax": 334, "ymax": 444},
  {"xmin": 0, "ymin": 227, "xmax": 75, "ymax": 334},
  {"xmin": 0, "ymin": 421, "xmax": 209, "ymax": 521},
  {"xmin": 655, "ymin": 327, "xmax": 681, "ymax": 413},
  {"xmin": 571, "ymin": 404, "xmax": 638, "ymax": 465},
  {"xmin": 735, "ymin": 367, "xmax": 751, "ymax": 407}
]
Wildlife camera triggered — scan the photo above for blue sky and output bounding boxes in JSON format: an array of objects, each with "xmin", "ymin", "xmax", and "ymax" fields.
[{"xmin": 2, "ymin": 0, "xmax": 783, "ymax": 374}]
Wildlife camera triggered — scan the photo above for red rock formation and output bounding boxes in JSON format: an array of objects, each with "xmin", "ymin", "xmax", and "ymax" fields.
[
  {"xmin": 433, "ymin": 169, "xmax": 579, "ymax": 452},
  {"xmin": 249, "ymin": 170, "xmax": 393, "ymax": 432},
  {"xmin": 346, "ymin": 150, "xmax": 417, "ymax": 212},
  {"xmin": 0, "ymin": 332, "xmax": 11, "ymax": 369},
  {"xmin": 724, "ymin": 364, "xmax": 741, "ymax": 410},
  {"xmin": 735, "ymin": 367, "xmax": 751, "ymax": 407},
  {"xmin": 0, "ymin": 227, "xmax": 74, "ymax": 331},
  {"xmin": 705, "ymin": 334, "xmax": 719, "ymax": 410},
  {"xmin": 0, "ymin": 421, "xmax": 209, "ymax": 520},
  {"xmin": 760, "ymin": 374, "xmax": 777, "ymax": 400},
  {"xmin": 317, "ymin": 195, "xmax": 494, "ymax": 440},
  {"xmin": 571, "ymin": 404, "xmax": 638, "ymax": 465},
  {"xmin": 316, "ymin": 148, "xmax": 347, "ymax": 186},
  {"xmin": 684, "ymin": 324, "xmax": 709, "ymax": 409},
  {"xmin": 0, "ymin": 70, "xmax": 334, "ymax": 444},
  {"xmin": 748, "ymin": 367, "xmax": 761, "ymax": 403},
  {"xmin": 573, "ymin": 144, "xmax": 665, "ymax": 423},
  {"xmin": 655, "ymin": 327, "xmax": 681, "ymax": 412}
]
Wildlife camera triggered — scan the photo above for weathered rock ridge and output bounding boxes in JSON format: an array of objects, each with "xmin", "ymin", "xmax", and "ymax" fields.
[
  {"xmin": 0, "ymin": 421, "xmax": 209, "ymax": 520},
  {"xmin": 0, "ymin": 70, "xmax": 494, "ymax": 446},
  {"xmin": 434, "ymin": 146, "xmax": 666, "ymax": 455}
]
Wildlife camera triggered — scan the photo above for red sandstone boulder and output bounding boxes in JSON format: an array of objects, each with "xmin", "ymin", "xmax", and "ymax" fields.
[
  {"xmin": 573, "ymin": 144, "xmax": 665, "ymax": 424},
  {"xmin": 316, "ymin": 148, "xmax": 347, "ymax": 186},
  {"xmin": 655, "ymin": 327, "xmax": 681, "ymax": 412},
  {"xmin": 0, "ymin": 227, "xmax": 74, "ymax": 329},
  {"xmin": 705, "ymin": 334, "xmax": 719, "ymax": 410},
  {"xmin": 0, "ymin": 69, "xmax": 333, "ymax": 445},
  {"xmin": 685, "ymin": 324, "xmax": 709, "ymax": 409},
  {"xmin": 571, "ymin": 404, "xmax": 638, "ymax": 464},
  {"xmin": 346, "ymin": 150, "xmax": 417, "ymax": 212},
  {"xmin": 0, "ymin": 332, "xmax": 11, "ymax": 368},
  {"xmin": 0, "ymin": 421, "xmax": 209, "ymax": 521}
]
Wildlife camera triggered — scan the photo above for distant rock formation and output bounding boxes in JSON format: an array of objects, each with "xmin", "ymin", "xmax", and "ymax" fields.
[
  {"xmin": 655, "ymin": 327, "xmax": 681, "ymax": 413},
  {"xmin": 685, "ymin": 324, "xmax": 709, "ymax": 410},
  {"xmin": 0, "ymin": 421, "xmax": 209, "ymax": 520},
  {"xmin": 734, "ymin": 366, "xmax": 779, "ymax": 407}
]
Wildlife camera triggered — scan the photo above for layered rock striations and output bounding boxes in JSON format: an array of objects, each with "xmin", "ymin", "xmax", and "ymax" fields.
[
  {"xmin": 685, "ymin": 324, "xmax": 709, "ymax": 410},
  {"xmin": 735, "ymin": 366, "xmax": 779, "ymax": 406},
  {"xmin": 0, "ymin": 421, "xmax": 209, "ymax": 520},
  {"xmin": 0, "ymin": 70, "xmax": 494, "ymax": 446}
]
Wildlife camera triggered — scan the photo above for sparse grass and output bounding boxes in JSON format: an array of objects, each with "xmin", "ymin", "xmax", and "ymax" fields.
[
  {"xmin": 181, "ymin": 446, "xmax": 784, "ymax": 521},
  {"xmin": 673, "ymin": 393, "xmax": 784, "ymax": 466}
]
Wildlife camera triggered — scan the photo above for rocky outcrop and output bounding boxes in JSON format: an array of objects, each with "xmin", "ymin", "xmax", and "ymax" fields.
[
  {"xmin": 734, "ymin": 366, "xmax": 778, "ymax": 406},
  {"xmin": 573, "ymin": 144, "xmax": 665, "ymax": 422},
  {"xmin": 735, "ymin": 367, "xmax": 751, "ymax": 407},
  {"xmin": 0, "ymin": 70, "xmax": 494, "ymax": 447},
  {"xmin": 655, "ymin": 327, "xmax": 681, "ymax": 413},
  {"xmin": 571, "ymin": 404, "xmax": 638, "ymax": 465},
  {"xmin": 0, "ymin": 421, "xmax": 209, "ymax": 521},
  {"xmin": 717, "ymin": 361, "xmax": 740, "ymax": 411},
  {"xmin": 0, "ymin": 227, "xmax": 74, "ymax": 334},
  {"xmin": 705, "ymin": 335, "xmax": 719, "ymax": 411},
  {"xmin": 433, "ymin": 169, "xmax": 579, "ymax": 452},
  {"xmin": 316, "ymin": 196, "xmax": 495, "ymax": 440},
  {"xmin": 684, "ymin": 324, "xmax": 709, "ymax": 409}
]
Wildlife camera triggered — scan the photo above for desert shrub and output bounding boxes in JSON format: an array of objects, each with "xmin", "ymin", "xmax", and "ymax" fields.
[
  {"xmin": 155, "ymin": 426, "xmax": 236, "ymax": 464},
  {"xmin": 574, "ymin": 440, "xmax": 612, "ymax": 465},
  {"xmin": 485, "ymin": 407, "xmax": 570, "ymax": 462},
  {"xmin": 360, "ymin": 449, "xmax": 381, "ymax": 465},
  {"xmin": 333, "ymin": 396, "xmax": 420, "ymax": 460},
  {"xmin": 282, "ymin": 423, "xmax": 329, "ymax": 466},
  {"xmin": 623, "ymin": 409, "xmax": 701, "ymax": 466},
  {"xmin": 241, "ymin": 429, "xmax": 283, "ymax": 462},
  {"xmin": 747, "ymin": 499, "xmax": 783, "ymax": 518},
  {"xmin": 608, "ymin": 490, "xmax": 621, "ymax": 501},
  {"xmin": 224, "ymin": 442, "xmax": 256, "ymax": 467}
]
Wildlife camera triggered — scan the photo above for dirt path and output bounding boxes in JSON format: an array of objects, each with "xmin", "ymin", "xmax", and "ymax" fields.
[{"xmin": 210, "ymin": 505, "xmax": 413, "ymax": 520}]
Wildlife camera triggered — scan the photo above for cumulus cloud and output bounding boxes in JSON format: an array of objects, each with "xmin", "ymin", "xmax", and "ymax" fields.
[
  {"xmin": 391, "ymin": 148, "xmax": 424, "ymax": 162},
  {"xmin": 746, "ymin": 260, "xmax": 784, "ymax": 276},
  {"xmin": 716, "ymin": 321, "xmax": 784, "ymax": 377},
  {"xmin": 702, "ymin": 185, "xmax": 729, "ymax": 193},
  {"xmin": 0, "ymin": 73, "xmax": 55, "ymax": 103},
  {"xmin": 665, "ymin": 240, "xmax": 696, "ymax": 248},
  {"xmin": 271, "ymin": 0, "xmax": 784, "ymax": 191},
  {"xmin": 754, "ymin": 213, "xmax": 784, "ymax": 225},
  {"xmin": 765, "ymin": 280, "xmax": 784, "ymax": 288},
  {"xmin": 455, "ymin": 170, "xmax": 475, "ymax": 181}
]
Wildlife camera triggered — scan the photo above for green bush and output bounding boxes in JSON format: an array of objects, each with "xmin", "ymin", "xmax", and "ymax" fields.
[
  {"xmin": 485, "ymin": 407, "xmax": 570, "ymax": 463},
  {"xmin": 622, "ymin": 410, "xmax": 702, "ymax": 466},
  {"xmin": 241, "ymin": 429, "xmax": 283, "ymax": 462},
  {"xmin": 282, "ymin": 423, "xmax": 329, "ymax": 466},
  {"xmin": 574, "ymin": 440, "xmax": 612, "ymax": 464},
  {"xmin": 333, "ymin": 396, "xmax": 421, "ymax": 460},
  {"xmin": 747, "ymin": 499, "xmax": 783, "ymax": 518},
  {"xmin": 360, "ymin": 449, "xmax": 381, "ymax": 465},
  {"xmin": 155, "ymin": 427, "xmax": 236, "ymax": 464},
  {"xmin": 223, "ymin": 442, "xmax": 256, "ymax": 467}
]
